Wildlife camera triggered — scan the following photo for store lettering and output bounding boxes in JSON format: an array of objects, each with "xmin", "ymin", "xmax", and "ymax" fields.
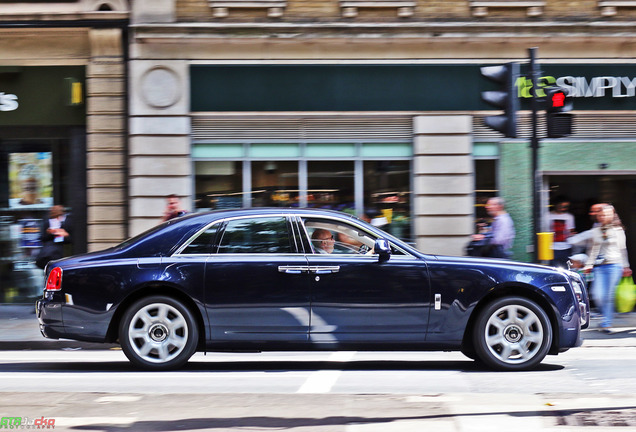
[
  {"xmin": 516, "ymin": 76, "xmax": 636, "ymax": 98},
  {"xmin": 0, "ymin": 92, "xmax": 18, "ymax": 111},
  {"xmin": 557, "ymin": 76, "xmax": 636, "ymax": 98}
]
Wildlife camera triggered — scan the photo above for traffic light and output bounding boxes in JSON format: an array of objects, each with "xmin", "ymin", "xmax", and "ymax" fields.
[
  {"xmin": 545, "ymin": 86, "xmax": 573, "ymax": 138},
  {"xmin": 480, "ymin": 62, "xmax": 520, "ymax": 138}
]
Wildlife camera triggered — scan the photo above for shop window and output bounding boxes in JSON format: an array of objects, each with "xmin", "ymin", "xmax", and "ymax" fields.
[
  {"xmin": 307, "ymin": 161, "xmax": 355, "ymax": 213},
  {"xmin": 195, "ymin": 161, "xmax": 243, "ymax": 210},
  {"xmin": 474, "ymin": 159, "xmax": 498, "ymax": 230},
  {"xmin": 363, "ymin": 161, "xmax": 411, "ymax": 241},
  {"xmin": 251, "ymin": 161, "xmax": 299, "ymax": 207},
  {"xmin": 0, "ymin": 137, "xmax": 81, "ymax": 303},
  {"xmin": 192, "ymin": 141, "xmax": 413, "ymax": 242}
]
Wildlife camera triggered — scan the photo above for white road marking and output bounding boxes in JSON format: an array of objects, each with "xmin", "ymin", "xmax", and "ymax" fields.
[
  {"xmin": 296, "ymin": 351, "xmax": 356, "ymax": 393},
  {"xmin": 52, "ymin": 417, "xmax": 138, "ymax": 427},
  {"xmin": 95, "ymin": 395, "xmax": 143, "ymax": 403}
]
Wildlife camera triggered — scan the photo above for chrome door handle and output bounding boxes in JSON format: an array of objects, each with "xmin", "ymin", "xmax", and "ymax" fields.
[
  {"xmin": 309, "ymin": 266, "xmax": 340, "ymax": 274},
  {"xmin": 278, "ymin": 266, "xmax": 309, "ymax": 274}
]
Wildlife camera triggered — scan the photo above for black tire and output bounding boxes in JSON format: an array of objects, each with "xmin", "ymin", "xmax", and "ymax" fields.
[
  {"xmin": 472, "ymin": 296, "xmax": 552, "ymax": 371},
  {"xmin": 460, "ymin": 346, "xmax": 476, "ymax": 360},
  {"xmin": 119, "ymin": 295, "xmax": 199, "ymax": 371}
]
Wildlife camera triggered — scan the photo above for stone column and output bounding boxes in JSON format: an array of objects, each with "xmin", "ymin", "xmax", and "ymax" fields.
[
  {"xmin": 129, "ymin": 61, "xmax": 191, "ymax": 236},
  {"xmin": 413, "ymin": 115, "xmax": 474, "ymax": 256},
  {"xmin": 87, "ymin": 28, "xmax": 127, "ymax": 251}
]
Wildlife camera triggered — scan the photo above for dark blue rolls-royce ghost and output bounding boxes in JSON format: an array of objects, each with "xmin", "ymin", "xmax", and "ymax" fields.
[{"xmin": 37, "ymin": 208, "xmax": 589, "ymax": 371}]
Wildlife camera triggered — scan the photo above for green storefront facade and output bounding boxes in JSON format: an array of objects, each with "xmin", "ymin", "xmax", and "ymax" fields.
[{"xmin": 501, "ymin": 141, "xmax": 636, "ymax": 263}]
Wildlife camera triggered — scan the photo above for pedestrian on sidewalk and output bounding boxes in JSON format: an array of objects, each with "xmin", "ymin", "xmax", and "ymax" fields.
[
  {"xmin": 584, "ymin": 204, "xmax": 632, "ymax": 333},
  {"xmin": 568, "ymin": 202, "xmax": 605, "ymax": 254},
  {"xmin": 160, "ymin": 194, "xmax": 188, "ymax": 223},
  {"xmin": 548, "ymin": 196, "xmax": 576, "ymax": 268},
  {"xmin": 35, "ymin": 205, "xmax": 72, "ymax": 269},
  {"xmin": 471, "ymin": 197, "xmax": 515, "ymax": 259}
]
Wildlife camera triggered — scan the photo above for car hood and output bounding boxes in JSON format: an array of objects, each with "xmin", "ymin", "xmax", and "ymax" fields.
[
  {"xmin": 427, "ymin": 254, "xmax": 572, "ymax": 281},
  {"xmin": 432, "ymin": 254, "xmax": 554, "ymax": 270}
]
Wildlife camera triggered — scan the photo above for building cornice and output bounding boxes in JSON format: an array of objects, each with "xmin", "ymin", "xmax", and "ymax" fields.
[{"xmin": 130, "ymin": 20, "xmax": 636, "ymax": 39}]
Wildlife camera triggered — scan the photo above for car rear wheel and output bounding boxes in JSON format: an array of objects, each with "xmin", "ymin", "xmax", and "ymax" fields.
[
  {"xmin": 119, "ymin": 296, "xmax": 198, "ymax": 370},
  {"xmin": 473, "ymin": 296, "xmax": 552, "ymax": 371}
]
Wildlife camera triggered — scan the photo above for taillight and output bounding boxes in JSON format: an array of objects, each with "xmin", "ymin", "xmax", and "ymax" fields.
[{"xmin": 45, "ymin": 267, "xmax": 63, "ymax": 291}]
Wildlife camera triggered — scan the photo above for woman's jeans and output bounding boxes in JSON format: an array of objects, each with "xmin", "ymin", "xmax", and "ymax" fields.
[{"xmin": 592, "ymin": 263, "xmax": 623, "ymax": 328}]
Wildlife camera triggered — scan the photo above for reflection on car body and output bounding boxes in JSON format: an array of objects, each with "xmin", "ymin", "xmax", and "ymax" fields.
[{"xmin": 37, "ymin": 208, "xmax": 589, "ymax": 371}]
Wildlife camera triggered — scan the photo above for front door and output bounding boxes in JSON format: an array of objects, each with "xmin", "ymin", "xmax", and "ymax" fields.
[{"xmin": 301, "ymin": 217, "xmax": 429, "ymax": 344}]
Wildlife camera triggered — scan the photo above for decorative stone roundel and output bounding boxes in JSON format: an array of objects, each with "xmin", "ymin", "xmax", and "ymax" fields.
[{"xmin": 141, "ymin": 66, "xmax": 182, "ymax": 109}]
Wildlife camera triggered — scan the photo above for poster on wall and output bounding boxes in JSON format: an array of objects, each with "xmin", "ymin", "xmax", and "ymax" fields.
[
  {"xmin": 8, "ymin": 152, "xmax": 53, "ymax": 208},
  {"xmin": 19, "ymin": 219, "xmax": 42, "ymax": 249}
]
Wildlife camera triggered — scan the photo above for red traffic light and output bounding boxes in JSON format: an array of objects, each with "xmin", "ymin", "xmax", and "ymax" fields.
[
  {"xmin": 545, "ymin": 86, "xmax": 572, "ymax": 114},
  {"xmin": 551, "ymin": 91, "xmax": 566, "ymax": 108}
]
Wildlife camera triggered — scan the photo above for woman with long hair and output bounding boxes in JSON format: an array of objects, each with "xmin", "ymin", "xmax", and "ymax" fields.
[{"xmin": 584, "ymin": 204, "xmax": 632, "ymax": 333}]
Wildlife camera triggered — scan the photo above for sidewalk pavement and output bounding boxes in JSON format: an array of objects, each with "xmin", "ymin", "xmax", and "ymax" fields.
[{"xmin": 0, "ymin": 304, "xmax": 635, "ymax": 351}]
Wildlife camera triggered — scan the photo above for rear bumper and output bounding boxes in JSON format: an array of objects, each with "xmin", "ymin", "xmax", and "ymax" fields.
[{"xmin": 36, "ymin": 295, "xmax": 65, "ymax": 339}]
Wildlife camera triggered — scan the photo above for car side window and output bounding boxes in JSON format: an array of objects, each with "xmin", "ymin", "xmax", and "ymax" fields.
[
  {"xmin": 302, "ymin": 218, "xmax": 377, "ymax": 255},
  {"xmin": 180, "ymin": 224, "xmax": 219, "ymax": 255},
  {"xmin": 218, "ymin": 216, "xmax": 293, "ymax": 254}
]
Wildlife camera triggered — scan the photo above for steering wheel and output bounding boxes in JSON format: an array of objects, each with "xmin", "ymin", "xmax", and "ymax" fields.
[{"xmin": 358, "ymin": 244, "xmax": 370, "ymax": 254}]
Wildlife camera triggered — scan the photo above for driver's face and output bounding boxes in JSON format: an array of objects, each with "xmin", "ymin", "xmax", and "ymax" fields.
[{"xmin": 315, "ymin": 233, "xmax": 335, "ymax": 253}]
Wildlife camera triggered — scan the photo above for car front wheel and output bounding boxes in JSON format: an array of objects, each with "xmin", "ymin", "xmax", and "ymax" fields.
[
  {"xmin": 119, "ymin": 296, "xmax": 199, "ymax": 370},
  {"xmin": 473, "ymin": 296, "xmax": 552, "ymax": 371}
]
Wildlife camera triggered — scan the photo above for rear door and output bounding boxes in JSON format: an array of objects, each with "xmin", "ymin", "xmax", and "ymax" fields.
[{"xmin": 204, "ymin": 215, "xmax": 311, "ymax": 342}]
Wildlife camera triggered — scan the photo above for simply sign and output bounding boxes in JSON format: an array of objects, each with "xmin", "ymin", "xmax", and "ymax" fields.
[
  {"xmin": 517, "ymin": 75, "xmax": 636, "ymax": 98},
  {"xmin": 0, "ymin": 92, "xmax": 18, "ymax": 111}
]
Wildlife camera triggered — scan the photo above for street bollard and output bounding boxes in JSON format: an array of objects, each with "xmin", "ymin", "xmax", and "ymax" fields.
[{"xmin": 537, "ymin": 232, "xmax": 554, "ymax": 262}]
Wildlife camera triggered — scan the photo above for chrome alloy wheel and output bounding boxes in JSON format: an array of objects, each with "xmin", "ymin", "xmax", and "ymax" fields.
[
  {"xmin": 127, "ymin": 303, "xmax": 189, "ymax": 364},
  {"xmin": 484, "ymin": 304, "xmax": 544, "ymax": 365}
]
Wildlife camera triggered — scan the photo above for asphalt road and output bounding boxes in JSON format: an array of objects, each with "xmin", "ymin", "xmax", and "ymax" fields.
[{"xmin": 1, "ymin": 347, "xmax": 636, "ymax": 431}]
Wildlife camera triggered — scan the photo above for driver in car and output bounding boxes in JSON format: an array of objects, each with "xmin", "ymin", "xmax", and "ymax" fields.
[{"xmin": 311, "ymin": 228, "xmax": 335, "ymax": 254}]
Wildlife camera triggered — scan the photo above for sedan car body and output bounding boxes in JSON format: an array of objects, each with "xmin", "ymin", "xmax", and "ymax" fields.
[{"xmin": 37, "ymin": 208, "xmax": 589, "ymax": 371}]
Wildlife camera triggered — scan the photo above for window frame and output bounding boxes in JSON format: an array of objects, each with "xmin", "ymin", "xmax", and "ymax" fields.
[{"xmin": 213, "ymin": 214, "xmax": 299, "ymax": 255}]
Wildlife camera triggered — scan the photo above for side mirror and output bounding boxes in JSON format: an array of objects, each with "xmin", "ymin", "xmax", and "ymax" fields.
[{"xmin": 374, "ymin": 239, "xmax": 391, "ymax": 262}]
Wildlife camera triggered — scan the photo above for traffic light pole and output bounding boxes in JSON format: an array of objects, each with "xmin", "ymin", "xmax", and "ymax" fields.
[{"xmin": 529, "ymin": 47, "xmax": 541, "ymax": 262}]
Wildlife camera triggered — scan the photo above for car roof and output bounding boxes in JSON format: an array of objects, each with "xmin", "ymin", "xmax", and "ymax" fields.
[
  {"xmin": 183, "ymin": 207, "xmax": 362, "ymax": 223},
  {"xmin": 114, "ymin": 208, "xmax": 363, "ymax": 256}
]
